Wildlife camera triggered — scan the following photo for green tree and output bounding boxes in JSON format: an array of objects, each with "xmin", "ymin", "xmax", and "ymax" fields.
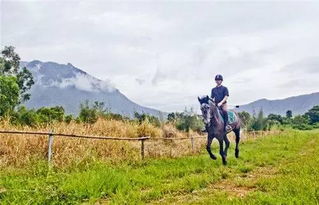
[
  {"xmin": 134, "ymin": 112, "xmax": 161, "ymax": 127},
  {"xmin": 238, "ymin": 111, "xmax": 251, "ymax": 127},
  {"xmin": 36, "ymin": 106, "xmax": 65, "ymax": 124},
  {"xmin": 78, "ymin": 101, "xmax": 98, "ymax": 124},
  {"xmin": 0, "ymin": 46, "xmax": 34, "ymax": 103},
  {"xmin": 0, "ymin": 76, "xmax": 20, "ymax": 116},
  {"xmin": 267, "ymin": 114, "xmax": 283, "ymax": 124},
  {"xmin": 249, "ymin": 110, "xmax": 267, "ymax": 131},
  {"xmin": 286, "ymin": 110, "xmax": 293, "ymax": 118},
  {"xmin": 305, "ymin": 105, "xmax": 319, "ymax": 124},
  {"xmin": 292, "ymin": 115, "xmax": 311, "ymax": 130},
  {"xmin": 167, "ymin": 112, "xmax": 176, "ymax": 122}
]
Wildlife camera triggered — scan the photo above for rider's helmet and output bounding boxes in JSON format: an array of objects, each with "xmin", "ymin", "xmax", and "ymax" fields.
[{"xmin": 215, "ymin": 74, "xmax": 223, "ymax": 81}]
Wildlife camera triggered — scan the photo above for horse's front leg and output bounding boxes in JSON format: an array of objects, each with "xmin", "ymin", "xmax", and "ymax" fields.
[
  {"xmin": 218, "ymin": 138, "xmax": 227, "ymax": 165},
  {"xmin": 223, "ymin": 134, "xmax": 230, "ymax": 157},
  {"xmin": 206, "ymin": 136, "xmax": 217, "ymax": 160}
]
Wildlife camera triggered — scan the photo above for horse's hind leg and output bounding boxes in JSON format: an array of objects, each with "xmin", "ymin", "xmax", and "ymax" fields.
[
  {"xmin": 234, "ymin": 128, "xmax": 240, "ymax": 158},
  {"xmin": 218, "ymin": 138, "xmax": 227, "ymax": 165},
  {"xmin": 224, "ymin": 134, "xmax": 230, "ymax": 157},
  {"xmin": 206, "ymin": 136, "xmax": 217, "ymax": 160}
]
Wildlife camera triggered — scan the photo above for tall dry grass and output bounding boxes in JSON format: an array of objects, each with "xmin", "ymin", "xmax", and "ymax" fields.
[{"xmin": 0, "ymin": 118, "xmax": 206, "ymax": 168}]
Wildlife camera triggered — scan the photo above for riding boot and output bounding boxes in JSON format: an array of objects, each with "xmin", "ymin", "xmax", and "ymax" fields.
[{"xmin": 223, "ymin": 110, "xmax": 228, "ymax": 132}]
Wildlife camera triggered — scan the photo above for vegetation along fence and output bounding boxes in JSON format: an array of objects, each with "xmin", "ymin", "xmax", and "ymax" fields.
[
  {"xmin": 0, "ymin": 130, "xmax": 206, "ymax": 163},
  {"xmin": 0, "ymin": 130, "xmax": 281, "ymax": 165}
]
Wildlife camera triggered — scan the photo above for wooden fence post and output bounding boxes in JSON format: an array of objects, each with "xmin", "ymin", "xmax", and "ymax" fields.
[
  {"xmin": 191, "ymin": 136, "xmax": 194, "ymax": 152},
  {"xmin": 140, "ymin": 138, "xmax": 145, "ymax": 160},
  {"xmin": 48, "ymin": 131, "xmax": 54, "ymax": 164}
]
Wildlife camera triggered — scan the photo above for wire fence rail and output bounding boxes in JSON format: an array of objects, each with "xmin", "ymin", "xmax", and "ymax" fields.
[{"xmin": 0, "ymin": 129, "xmax": 280, "ymax": 164}]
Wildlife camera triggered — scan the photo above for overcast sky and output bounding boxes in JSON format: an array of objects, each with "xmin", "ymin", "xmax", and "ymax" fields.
[{"xmin": 1, "ymin": 0, "xmax": 319, "ymax": 112}]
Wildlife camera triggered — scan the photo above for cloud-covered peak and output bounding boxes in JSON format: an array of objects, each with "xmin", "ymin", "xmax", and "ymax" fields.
[{"xmin": 25, "ymin": 61, "xmax": 116, "ymax": 93}]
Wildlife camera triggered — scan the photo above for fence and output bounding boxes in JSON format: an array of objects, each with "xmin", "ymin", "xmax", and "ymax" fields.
[
  {"xmin": 0, "ymin": 129, "xmax": 281, "ymax": 165},
  {"xmin": 0, "ymin": 130, "xmax": 206, "ymax": 164}
]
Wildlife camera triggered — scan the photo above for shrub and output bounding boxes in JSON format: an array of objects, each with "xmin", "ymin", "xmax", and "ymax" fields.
[
  {"xmin": 78, "ymin": 102, "xmax": 99, "ymax": 124},
  {"xmin": 134, "ymin": 112, "xmax": 161, "ymax": 127}
]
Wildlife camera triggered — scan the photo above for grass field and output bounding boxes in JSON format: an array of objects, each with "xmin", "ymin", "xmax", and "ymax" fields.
[{"xmin": 1, "ymin": 129, "xmax": 319, "ymax": 204}]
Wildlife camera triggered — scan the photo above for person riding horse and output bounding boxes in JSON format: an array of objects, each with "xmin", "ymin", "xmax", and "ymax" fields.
[{"xmin": 210, "ymin": 74, "xmax": 232, "ymax": 132}]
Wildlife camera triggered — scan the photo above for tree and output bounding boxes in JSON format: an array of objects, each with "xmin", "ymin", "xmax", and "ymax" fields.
[
  {"xmin": 167, "ymin": 112, "xmax": 176, "ymax": 122},
  {"xmin": 78, "ymin": 101, "xmax": 98, "ymax": 124},
  {"xmin": 249, "ymin": 110, "xmax": 267, "ymax": 131},
  {"xmin": 286, "ymin": 110, "xmax": 293, "ymax": 119},
  {"xmin": 305, "ymin": 105, "xmax": 319, "ymax": 124},
  {"xmin": 267, "ymin": 114, "xmax": 283, "ymax": 124},
  {"xmin": 134, "ymin": 112, "xmax": 161, "ymax": 127},
  {"xmin": 292, "ymin": 115, "xmax": 311, "ymax": 130},
  {"xmin": 0, "ymin": 46, "xmax": 34, "ymax": 103},
  {"xmin": 238, "ymin": 111, "xmax": 251, "ymax": 127},
  {"xmin": 0, "ymin": 76, "xmax": 20, "ymax": 116}
]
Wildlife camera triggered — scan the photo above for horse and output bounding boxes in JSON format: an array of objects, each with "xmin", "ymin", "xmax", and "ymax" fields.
[{"xmin": 198, "ymin": 95, "xmax": 241, "ymax": 165}]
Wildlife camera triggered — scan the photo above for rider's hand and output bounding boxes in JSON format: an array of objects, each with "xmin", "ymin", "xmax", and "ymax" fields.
[{"xmin": 217, "ymin": 102, "xmax": 223, "ymax": 107}]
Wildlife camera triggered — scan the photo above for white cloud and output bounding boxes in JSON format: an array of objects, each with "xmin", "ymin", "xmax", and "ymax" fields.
[
  {"xmin": 2, "ymin": 1, "xmax": 319, "ymax": 112},
  {"xmin": 49, "ymin": 73, "xmax": 115, "ymax": 93}
]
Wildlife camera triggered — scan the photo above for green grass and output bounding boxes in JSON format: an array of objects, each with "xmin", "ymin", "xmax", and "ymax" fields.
[{"xmin": 1, "ymin": 130, "xmax": 319, "ymax": 204}]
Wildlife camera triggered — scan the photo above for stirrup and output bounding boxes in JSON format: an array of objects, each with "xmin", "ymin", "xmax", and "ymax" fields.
[{"xmin": 226, "ymin": 125, "xmax": 232, "ymax": 132}]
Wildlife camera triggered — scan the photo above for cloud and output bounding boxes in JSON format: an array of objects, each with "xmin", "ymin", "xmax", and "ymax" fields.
[
  {"xmin": 43, "ymin": 72, "xmax": 115, "ymax": 93},
  {"xmin": 280, "ymin": 57, "xmax": 319, "ymax": 74},
  {"xmin": 2, "ymin": 1, "xmax": 319, "ymax": 112},
  {"xmin": 135, "ymin": 78, "xmax": 146, "ymax": 85}
]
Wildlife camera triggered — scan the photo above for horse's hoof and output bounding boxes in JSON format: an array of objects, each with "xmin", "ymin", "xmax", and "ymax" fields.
[
  {"xmin": 235, "ymin": 150, "xmax": 239, "ymax": 158},
  {"xmin": 210, "ymin": 155, "xmax": 217, "ymax": 160},
  {"xmin": 222, "ymin": 160, "xmax": 227, "ymax": 166}
]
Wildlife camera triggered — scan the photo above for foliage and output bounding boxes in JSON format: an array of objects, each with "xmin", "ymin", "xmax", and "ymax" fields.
[
  {"xmin": 291, "ymin": 115, "xmax": 312, "ymax": 130},
  {"xmin": 10, "ymin": 106, "xmax": 67, "ymax": 126},
  {"xmin": 168, "ymin": 108, "xmax": 204, "ymax": 132},
  {"xmin": 248, "ymin": 110, "xmax": 268, "ymax": 131},
  {"xmin": 0, "ymin": 46, "xmax": 34, "ymax": 103},
  {"xmin": 286, "ymin": 110, "xmax": 293, "ymax": 118},
  {"xmin": 0, "ymin": 76, "xmax": 20, "ymax": 116},
  {"xmin": 237, "ymin": 111, "xmax": 251, "ymax": 127},
  {"xmin": 11, "ymin": 106, "xmax": 40, "ymax": 126},
  {"xmin": 134, "ymin": 112, "xmax": 161, "ymax": 127},
  {"xmin": 305, "ymin": 105, "xmax": 319, "ymax": 124},
  {"xmin": 36, "ymin": 106, "xmax": 65, "ymax": 124},
  {"xmin": 267, "ymin": 114, "xmax": 283, "ymax": 124},
  {"xmin": 78, "ymin": 101, "xmax": 99, "ymax": 124}
]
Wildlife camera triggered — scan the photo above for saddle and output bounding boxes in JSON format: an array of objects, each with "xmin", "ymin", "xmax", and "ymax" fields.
[{"xmin": 217, "ymin": 109, "xmax": 237, "ymax": 128}]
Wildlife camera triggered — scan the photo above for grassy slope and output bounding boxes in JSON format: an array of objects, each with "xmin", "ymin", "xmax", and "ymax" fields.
[{"xmin": 0, "ymin": 130, "xmax": 318, "ymax": 204}]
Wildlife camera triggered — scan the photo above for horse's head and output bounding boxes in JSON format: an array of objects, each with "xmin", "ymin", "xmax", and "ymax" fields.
[{"xmin": 198, "ymin": 95, "xmax": 214, "ymax": 124}]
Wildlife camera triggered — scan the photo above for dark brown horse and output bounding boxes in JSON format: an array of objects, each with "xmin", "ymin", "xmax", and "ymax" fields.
[{"xmin": 198, "ymin": 95, "xmax": 241, "ymax": 165}]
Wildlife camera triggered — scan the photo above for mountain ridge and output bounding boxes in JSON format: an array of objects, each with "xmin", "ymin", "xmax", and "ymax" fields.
[
  {"xmin": 237, "ymin": 92, "xmax": 319, "ymax": 116},
  {"xmin": 21, "ymin": 60, "xmax": 165, "ymax": 118}
]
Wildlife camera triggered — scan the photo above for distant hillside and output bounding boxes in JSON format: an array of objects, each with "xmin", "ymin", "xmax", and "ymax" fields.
[
  {"xmin": 21, "ymin": 60, "xmax": 165, "ymax": 118},
  {"xmin": 237, "ymin": 92, "xmax": 319, "ymax": 116}
]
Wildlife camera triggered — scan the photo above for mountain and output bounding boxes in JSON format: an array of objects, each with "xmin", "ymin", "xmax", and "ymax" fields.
[
  {"xmin": 20, "ymin": 60, "xmax": 164, "ymax": 118},
  {"xmin": 237, "ymin": 92, "xmax": 319, "ymax": 116}
]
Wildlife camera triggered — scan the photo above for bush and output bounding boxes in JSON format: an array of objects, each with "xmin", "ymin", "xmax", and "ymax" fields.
[
  {"xmin": 36, "ymin": 106, "xmax": 65, "ymax": 124},
  {"xmin": 78, "ymin": 102, "xmax": 98, "ymax": 124},
  {"xmin": 64, "ymin": 115, "xmax": 73, "ymax": 124},
  {"xmin": 168, "ymin": 109, "xmax": 204, "ymax": 132},
  {"xmin": 11, "ymin": 106, "xmax": 40, "ymax": 127},
  {"xmin": 134, "ymin": 112, "xmax": 161, "ymax": 127}
]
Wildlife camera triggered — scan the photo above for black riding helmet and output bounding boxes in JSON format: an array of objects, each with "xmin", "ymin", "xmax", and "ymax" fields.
[{"xmin": 215, "ymin": 74, "xmax": 223, "ymax": 81}]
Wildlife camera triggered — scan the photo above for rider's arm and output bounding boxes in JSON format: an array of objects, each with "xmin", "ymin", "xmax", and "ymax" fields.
[
  {"xmin": 218, "ymin": 87, "xmax": 229, "ymax": 106},
  {"xmin": 218, "ymin": 96, "xmax": 228, "ymax": 105}
]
